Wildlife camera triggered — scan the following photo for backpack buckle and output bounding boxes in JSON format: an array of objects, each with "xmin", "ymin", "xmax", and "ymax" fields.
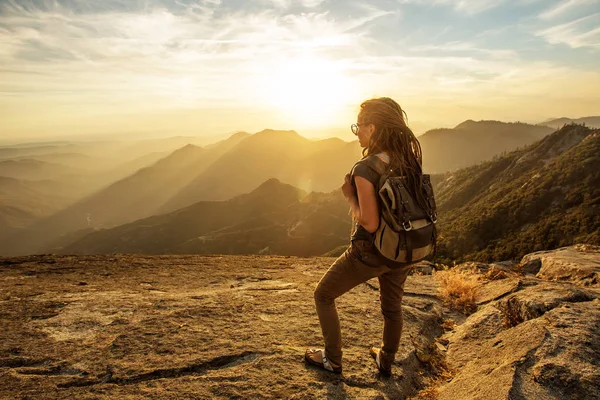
[
  {"xmin": 402, "ymin": 221, "xmax": 413, "ymax": 231},
  {"xmin": 430, "ymin": 212, "xmax": 438, "ymax": 224}
]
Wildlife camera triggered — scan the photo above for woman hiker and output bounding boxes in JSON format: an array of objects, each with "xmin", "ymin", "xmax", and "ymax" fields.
[{"xmin": 304, "ymin": 97, "xmax": 428, "ymax": 377}]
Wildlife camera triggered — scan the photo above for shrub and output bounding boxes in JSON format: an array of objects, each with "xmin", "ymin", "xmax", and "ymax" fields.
[{"xmin": 434, "ymin": 267, "xmax": 479, "ymax": 314}]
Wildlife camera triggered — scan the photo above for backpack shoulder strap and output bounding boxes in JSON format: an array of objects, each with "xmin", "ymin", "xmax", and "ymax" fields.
[
  {"xmin": 357, "ymin": 154, "xmax": 389, "ymax": 176},
  {"xmin": 350, "ymin": 154, "xmax": 393, "ymax": 195}
]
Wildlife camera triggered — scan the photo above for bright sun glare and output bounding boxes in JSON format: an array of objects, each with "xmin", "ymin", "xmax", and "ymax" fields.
[{"xmin": 262, "ymin": 57, "xmax": 358, "ymax": 127}]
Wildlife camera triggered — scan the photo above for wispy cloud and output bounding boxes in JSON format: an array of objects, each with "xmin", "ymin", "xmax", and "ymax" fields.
[
  {"xmin": 0, "ymin": 0, "xmax": 599, "ymax": 139},
  {"xmin": 0, "ymin": 0, "xmax": 397, "ymax": 137},
  {"xmin": 411, "ymin": 41, "xmax": 520, "ymax": 60},
  {"xmin": 440, "ymin": 0, "xmax": 506, "ymax": 15},
  {"xmin": 263, "ymin": 0, "xmax": 327, "ymax": 8},
  {"xmin": 539, "ymin": 0, "xmax": 597, "ymax": 20},
  {"xmin": 536, "ymin": 13, "xmax": 600, "ymax": 49},
  {"xmin": 0, "ymin": 2, "xmax": 382, "ymax": 100},
  {"xmin": 398, "ymin": 0, "xmax": 507, "ymax": 15}
]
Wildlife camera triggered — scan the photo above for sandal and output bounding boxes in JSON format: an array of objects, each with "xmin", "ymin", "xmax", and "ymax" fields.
[
  {"xmin": 370, "ymin": 347, "xmax": 392, "ymax": 377},
  {"xmin": 304, "ymin": 348, "xmax": 342, "ymax": 374}
]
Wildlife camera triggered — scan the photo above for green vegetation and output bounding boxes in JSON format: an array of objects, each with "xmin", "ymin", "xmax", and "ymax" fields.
[{"xmin": 434, "ymin": 124, "xmax": 599, "ymax": 263}]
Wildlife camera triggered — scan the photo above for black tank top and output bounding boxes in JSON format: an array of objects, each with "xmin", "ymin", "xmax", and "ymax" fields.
[{"xmin": 349, "ymin": 153, "xmax": 389, "ymax": 242}]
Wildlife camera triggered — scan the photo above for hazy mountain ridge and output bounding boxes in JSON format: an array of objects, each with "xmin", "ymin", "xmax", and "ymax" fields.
[
  {"xmin": 0, "ymin": 134, "xmax": 252, "ymax": 256},
  {"xmin": 0, "ymin": 131, "xmax": 342, "ymax": 256},
  {"xmin": 277, "ymin": 139, "xmax": 362, "ymax": 194},
  {"xmin": 0, "ymin": 205, "xmax": 38, "ymax": 236},
  {"xmin": 60, "ymin": 179, "xmax": 350, "ymax": 256},
  {"xmin": 540, "ymin": 116, "xmax": 600, "ymax": 130},
  {"xmin": 58, "ymin": 131, "xmax": 251, "ymax": 230},
  {"xmin": 2, "ymin": 122, "xmax": 597, "ymax": 258},
  {"xmin": 172, "ymin": 191, "xmax": 349, "ymax": 257},
  {"xmin": 0, "ymin": 137, "xmax": 213, "ymax": 168},
  {"xmin": 0, "ymin": 159, "xmax": 77, "ymax": 181},
  {"xmin": 3, "ymin": 152, "xmax": 99, "ymax": 170},
  {"xmin": 0, "ymin": 176, "xmax": 89, "ymax": 234},
  {"xmin": 419, "ymin": 120, "xmax": 554, "ymax": 174},
  {"xmin": 0, "ymin": 130, "xmax": 355, "ymax": 250},
  {"xmin": 0, "ymin": 143, "xmax": 83, "ymax": 160},
  {"xmin": 0, "ymin": 143, "xmax": 179, "ymax": 231},
  {"xmin": 435, "ymin": 124, "xmax": 599, "ymax": 263},
  {"xmin": 57, "ymin": 122, "xmax": 598, "ymax": 261},
  {"xmin": 158, "ymin": 129, "xmax": 359, "ymax": 212}
]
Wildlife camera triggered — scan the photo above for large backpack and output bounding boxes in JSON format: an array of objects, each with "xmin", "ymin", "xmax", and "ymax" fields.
[{"xmin": 353, "ymin": 154, "xmax": 438, "ymax": 264}]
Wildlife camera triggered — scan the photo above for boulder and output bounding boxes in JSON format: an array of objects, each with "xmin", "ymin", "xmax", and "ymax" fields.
[
  {"xmin": 438, "ymin": 299, "xmax": 600, "ymax": 400},
  {"xmin": 445, "ymin": 280, "xmax": 598, "ymax": 372},
  {"xmin": 520, "ymin": 245, "xmax": 600, "ymax": 287}
]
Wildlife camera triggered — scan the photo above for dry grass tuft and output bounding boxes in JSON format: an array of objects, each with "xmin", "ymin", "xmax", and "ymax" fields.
[
  {"xmin": 484, "ymin": 266, "xmax": 508, "ymax": 281},
  {"xmin": 434, "ymin": 267, "xmax": 479, "ymax": 315}
]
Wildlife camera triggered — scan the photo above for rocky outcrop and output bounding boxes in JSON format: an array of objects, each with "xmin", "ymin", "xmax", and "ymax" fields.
[
  {"xmin": 433, "ymin": 246, "xmax": 600, "ymax": 400},
  {"xmin": 520, "ymin": 244, "xmax": 600, "ymax": 287},
  {"xmin": 439, "ymin": 298, "xmax": 600, "ymax": 400},
  {"xmin": 1, "ymin": 245, "xmax": 598, "ymax": 399},
  {"xmin": 0, "ymin": 254, "xmax": 445, "ymax": 399}
]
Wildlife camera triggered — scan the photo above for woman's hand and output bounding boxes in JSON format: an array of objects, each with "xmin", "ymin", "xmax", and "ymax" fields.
[{"xmin": 342, "ymin": 173, "xmax": 355, "ymax": 199}]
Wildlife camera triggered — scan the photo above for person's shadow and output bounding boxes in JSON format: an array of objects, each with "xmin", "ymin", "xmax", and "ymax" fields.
[{"xmin": 304, "ymin": 365, "xmax": 407, "ymax": 399}]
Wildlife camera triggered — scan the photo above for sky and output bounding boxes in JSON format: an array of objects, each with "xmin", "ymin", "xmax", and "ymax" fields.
[{"xmin": 0, "ymin": 0, "xmax": 599, "ymax": 143}]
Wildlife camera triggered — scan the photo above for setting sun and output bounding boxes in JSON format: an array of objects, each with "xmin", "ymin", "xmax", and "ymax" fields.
[
  {"xmin": 1, "ymin": 0, "xmax": 598, "ymax": 141},
  {"xmin": 261, "ymin": 56, "xmax": 359, "ymax": 127}
]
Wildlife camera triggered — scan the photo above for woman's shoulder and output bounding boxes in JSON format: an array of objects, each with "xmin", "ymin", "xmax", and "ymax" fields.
[
  {"xmin": 356, "ymin": 152, "xmax": 389, "ymax": 165},
  {"xmin": 352, "ymin": 157, "xmax": 387, "ymax": 185},
  {"xmin": 354, "ymin": 153, "xmax": 389, "ymax": 176}
]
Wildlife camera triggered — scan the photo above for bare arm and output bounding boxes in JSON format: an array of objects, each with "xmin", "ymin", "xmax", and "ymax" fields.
[{"xmin": 346, "ymin": 175, "xmax": 380, "ymax": 233}]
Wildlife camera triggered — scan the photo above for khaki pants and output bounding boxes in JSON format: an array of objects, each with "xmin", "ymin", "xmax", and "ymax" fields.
[{"xmin": 314, "ymin": 240, "xmax": 413, "ymax": 366}]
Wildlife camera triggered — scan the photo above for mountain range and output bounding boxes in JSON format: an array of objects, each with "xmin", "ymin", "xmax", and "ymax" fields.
[
  {"xmin": 539, "ymin": 116, "xmax": 600, "ymax": 130},
  {"xmin": 52, "ymin": 124, "xmax": 600, "ymax": 262},
  {"xmin": 158, "ymin": 130, "xmax": 359, "ymax": 212},
  {"xmin": 1, "ymin": 118, "xmax": 598, "ymax": 259},
  {"xmin": 58, "ymin": 178, "xmax": 350, "ymax": 256},
  {"xmin": 435, "ymin": 123, "xmax": 599, "ymax": 262},
  {"xmin": 418, "ymin": 120, "xmax": 554, "ymax": 173}
]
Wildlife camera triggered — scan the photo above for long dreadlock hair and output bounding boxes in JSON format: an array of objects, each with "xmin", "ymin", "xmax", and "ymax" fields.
[{"xmin": 358, "ymin": 97, "xmax": 430, "ymax": 215}]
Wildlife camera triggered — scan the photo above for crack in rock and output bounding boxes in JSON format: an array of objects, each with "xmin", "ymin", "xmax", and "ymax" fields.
[
  {"xmin": 0, "ymin": 260, "xmax": 23, "ymax": 266},
  {"xmin": 17, "ymin": 365, "xmax": 89, "ymax": 377},
  {"xmin": 498, "ymin": 291, "xmax": 596, "ymax": 328},
  {"xmin": 404, "ymin": 291, "xmax": 440, "ymax": 300},
  {"xmin": 0, "ymin": 357, "xmax": 51, "ymax": 368},
  {"xmin": 30, "ymin": 313, "xmax": 60, "ymax": 320},
  {"xmin": 56, "ymin": 351, "xmax": 262, "ymax": 388}
]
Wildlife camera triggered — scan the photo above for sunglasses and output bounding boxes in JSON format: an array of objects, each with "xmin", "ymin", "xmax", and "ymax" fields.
[{"xmin": 350, "ymin": 123, "xmax": 363, "ymax": 135}]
